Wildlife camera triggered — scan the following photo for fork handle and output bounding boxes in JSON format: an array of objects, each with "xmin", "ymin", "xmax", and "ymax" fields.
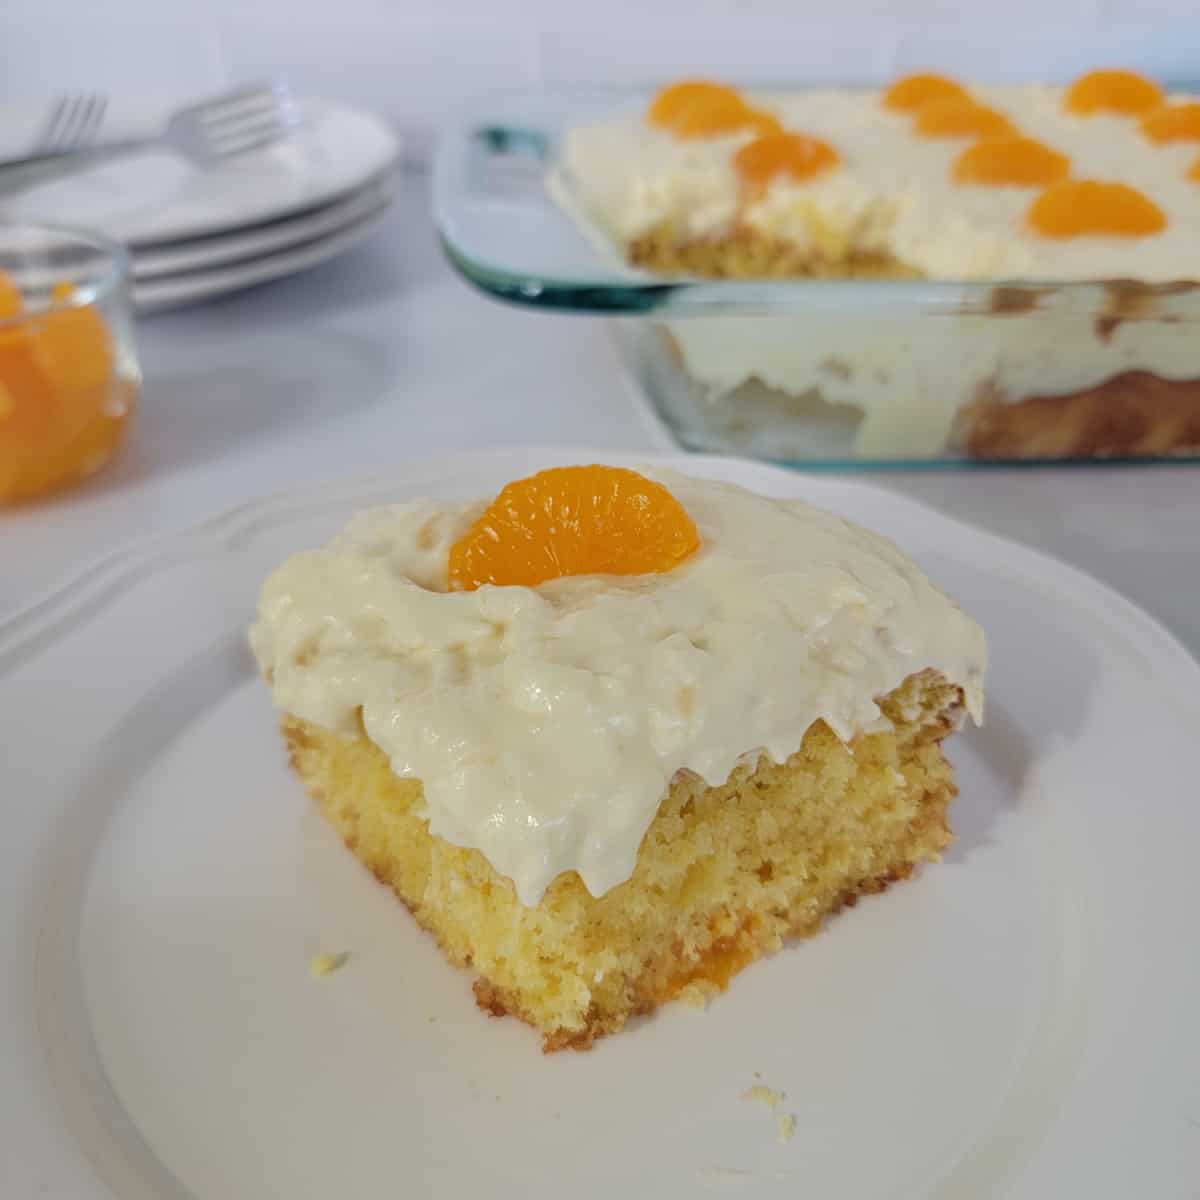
[{"xmin": 0, "ymin": 138, "xmax": 157, "ymax": 197}]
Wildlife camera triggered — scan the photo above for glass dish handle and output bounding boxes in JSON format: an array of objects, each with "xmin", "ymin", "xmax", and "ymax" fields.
[{"xmin": 460, "ymin": 125, "xmax": 551, "ymax": 200}]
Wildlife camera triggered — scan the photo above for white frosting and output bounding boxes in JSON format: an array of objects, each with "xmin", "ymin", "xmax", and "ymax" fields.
[
  {"xmin": 557, "ymin": 84, "xmax": 1200, "ymax": 282},
  {"xmin": 250, "ymin": 471, "xmax": 986, "ymax": 906}
]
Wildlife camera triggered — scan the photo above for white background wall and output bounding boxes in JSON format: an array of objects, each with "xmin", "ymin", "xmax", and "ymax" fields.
[{"xmin": 2, "ymin": 0, "xmax": 1198, "ymax": 151}]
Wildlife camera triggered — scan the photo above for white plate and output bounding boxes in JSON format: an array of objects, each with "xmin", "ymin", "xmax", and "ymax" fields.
[
  {"xmin": 0, "ymin": 99, "xmax": 399, "ymax": 245},
  {"xmin": 131, "ymin": 199, "xmax": 391, "ymax": 313},
  {"xmin": 5, "ymin": 449, "xmax": 1199, "ymax": 1199},
  {"xmin": 130, "ymin": 172, "xmax": 396, "ymax": 280}
]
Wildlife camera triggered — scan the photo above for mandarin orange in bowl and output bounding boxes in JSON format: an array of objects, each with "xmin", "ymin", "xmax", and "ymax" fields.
[{"xmin": 0, "ymin": 225, "xmax": 140, "ymax": 504}]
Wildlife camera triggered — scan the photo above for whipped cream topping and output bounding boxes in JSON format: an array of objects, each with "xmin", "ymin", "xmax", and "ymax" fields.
[
  {"xmin": 556, "ymin": 84, "xmax": 1200, "ymax": 282},
  {"xmin": 250, "ymin": 471, "xmax": 986, "ymax": 906},
  {"xmin": 664, "ymin": 306, "xmax": 1200, "ymax": 457}
]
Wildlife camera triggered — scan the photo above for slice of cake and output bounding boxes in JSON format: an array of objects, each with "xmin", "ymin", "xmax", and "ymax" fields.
[{"xmin": 251, "ymin": 466, "xmax": 986, "ymax": 1050}]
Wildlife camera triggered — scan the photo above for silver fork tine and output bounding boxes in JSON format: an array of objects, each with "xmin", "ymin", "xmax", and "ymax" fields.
[
  {"xmin": 203, "ymin": 111, "xmax": 289, "ymax": 141},
  {"xmin": 35, "ymin": 96, "xmax": 70, "ymax": 154},
  {"xmin": 209, "ymin": 111, "xmax": 288, "ymax": 137},
  {"xmin": 59, "ymin": 95, "xmax": 89, "ymax": 151},
  {"xmin": 70, "ymin": 96, "xmax": 94, "ymax": 150},
  {"xmin": 27, "ymin": 93, "xmax": 108, "ymax": 159},
  {"xmin": 195, "ymin": 82, "xmax": 283, "ymax": 111},
  {"xmin": 197, "ymin": 92, "xmax": 282, "ymax": 118},
  {"xmin": 211, "ymin": 127, "xmax": 289, "ymax": 158},
  {"xmin": 183, "ymin": 85, "xmax": 286, "ymax": 124},
  {"xmin": 79, "ymin": 94, "xmax": 107, "ymax": 148},
  {"xmin": 198, "ymin": 104, "xmax": 294, "ymax": 141},
  {"xmin": 166, "ymin": 82, "xmax": 299, "ymax": 163},
  {"xmin": 198, "ymin": 108, "xmax": 282, "ymax": 136},
  {"xmin": 57, "ymin": 95, "xmax": 91, "ymax": 152},
  {"xmin": 10, "ymin": 83, "xmax": 300, "ymax": 185},
  {"xmin": 206, "ymin": 103, "xmax": 292, "ymax": 135}
]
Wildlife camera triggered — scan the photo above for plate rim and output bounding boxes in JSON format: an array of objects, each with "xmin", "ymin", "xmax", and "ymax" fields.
[
  {"xmin": 7, "ymin": 447, "xmax": 1200, "ymax": 1198},
  {"xmin": 129, "ymin": 199, "xmax": 392, "ymax": 314},
  {"xmin": 130, "ymin": 170, "xmax": 398, "ymax": 280}
]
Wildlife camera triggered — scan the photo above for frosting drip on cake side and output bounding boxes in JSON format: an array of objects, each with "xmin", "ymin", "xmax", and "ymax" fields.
[{"xmin": 250, "ymin": 471, "xmax": 986, "ymax": 906}]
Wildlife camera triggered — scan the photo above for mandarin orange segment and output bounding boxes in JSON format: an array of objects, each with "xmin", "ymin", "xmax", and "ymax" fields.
[
  {"xmin": 1140, "ymin": 102, "xmax": 1200, "ymax": 143},
  {"xmin": 0, "ymin": 272, "xmax": 23, "ymax": 321},
  {"xmin": 733, "ymin": 131, "xmax": 840, "ymax": 187},
  {"xmin": 914, "ymin": 98, "xmax": 1014, "ymax": 139},
  {"xmin": 1064, "ymin": 69, "xmax": 1164, "ymax": 116},
  {"xmin": 882, "ymin": 73, "xmax": 970, "ymax": 111},
  {"xmin": 1027, "ymin": 180, "xmax": 1166, "ymax": 238},
  {"xmin": 447, "ymin": 466, "xmax": 700, "ymax": 591},
  {"xmin": 0, "ymin": 270, "xmax": 131, "ymax": 504},
  {"xmin": 649, "ymin": 81, "xmax": 742, "ymax": 126},
  {"xmin": 0, "ymin": 326, "xmax": 57, "ymax": 499},
  {"xmin": 1188, "ymin": 155, "xmax": 1200, "ymax": 182},
  {"xmin": 33, "ymin": 300, "xmax": 114, "ymax": 400},
  {"xmin": 671, "ymin": 97, "xmax": 779, "ymax": 139},
  {"xmin": 668, "ymin": 96, "xmax": 770, "ymax": 138},
  {"xmin": 648, "ymin": 80, "xmax": 780, "ymax": 139},
  {"xmin": 952, "ymin": 135, "xmax": 1070, "ymax": 186},
  {"xmin": 648, "ymin": 81, "xmax": 739, "ymax": 133}
]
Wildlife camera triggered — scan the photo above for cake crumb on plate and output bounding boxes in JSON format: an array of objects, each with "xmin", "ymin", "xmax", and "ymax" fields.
[
  {"xmin": 309, "ymin": 951, "xmax": 349, "ymax": 977},
  {"xmin": 742, "ymin": 1084, "xmax": 785, "ymax": 1109},
  {"xmin": 744, "ymin": 1081, "xmax": 797, "ymax": 1144}
]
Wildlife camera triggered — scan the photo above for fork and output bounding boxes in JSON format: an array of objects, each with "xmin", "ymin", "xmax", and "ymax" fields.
[
  {"xmin": 33, "ymin": 93, "xmax": 109, "ymax": 158},
  {"xmin": 1, "ymin": 84, "xmax": 302, "ymax": 192}
]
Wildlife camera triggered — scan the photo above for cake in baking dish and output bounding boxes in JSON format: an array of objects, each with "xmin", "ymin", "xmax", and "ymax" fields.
[
  {"xmin": 251, "ymin": 466, "xmax": 985, "ymax": 1049},
  {"xmin": 550, "ymin": 71, "xmax": 1200, "ymax": 460},
  {"xmin": 554, "ymin": 71, "xmax": 1200, "ymax": 282}
]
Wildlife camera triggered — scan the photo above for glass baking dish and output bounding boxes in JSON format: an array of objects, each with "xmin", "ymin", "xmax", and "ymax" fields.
[{"xmin": 433, "ymin": 87, "xmax": 1200, "ymax": 467}]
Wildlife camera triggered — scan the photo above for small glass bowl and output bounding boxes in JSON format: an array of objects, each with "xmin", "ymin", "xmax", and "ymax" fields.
[{"xmin": 0, "ymin": 223, "xmax": 141, "ymax": 504}]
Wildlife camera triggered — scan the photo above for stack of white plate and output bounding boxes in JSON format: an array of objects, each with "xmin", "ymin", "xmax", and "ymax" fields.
[{"xmin": 0, "ymin": 98, "xmax": 400, "ymax": 313}]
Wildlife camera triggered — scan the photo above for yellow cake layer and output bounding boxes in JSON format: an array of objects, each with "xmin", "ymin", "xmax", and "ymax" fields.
[
  {"xmin": 282, "ymin": 670, "xmax": 963, "ymax": 1051},
  {"xmin": 627, "ymin": 219, "xmax": 918, "ymax": 279}
]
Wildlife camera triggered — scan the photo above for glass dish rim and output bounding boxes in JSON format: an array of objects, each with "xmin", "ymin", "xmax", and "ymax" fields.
[
  {"xmin": 433, "ymin": 84, "xmax": 1200, "ymax": 318},
  {"xmin": 0, "ymin": 221, "xmax": 131, "ymax": 332}
]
